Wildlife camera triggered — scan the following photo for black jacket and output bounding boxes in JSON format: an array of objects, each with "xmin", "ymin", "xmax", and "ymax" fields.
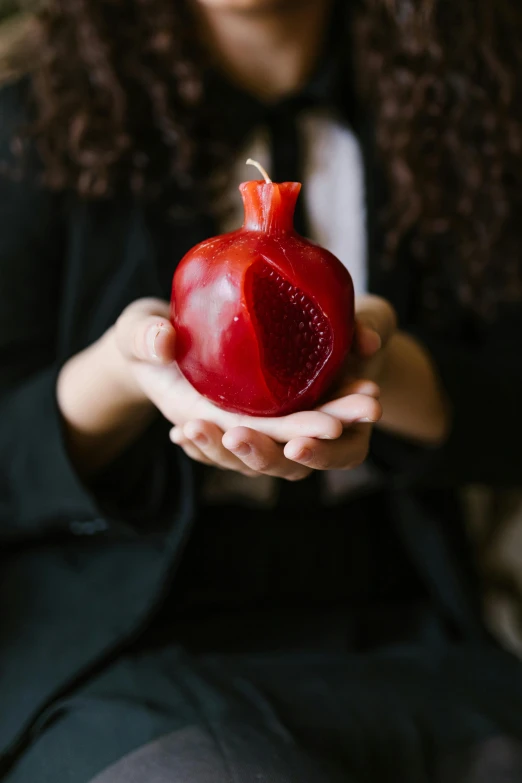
[{"xmin": 0, "ymin": 70, "xmax": 521, "ymax": 772}]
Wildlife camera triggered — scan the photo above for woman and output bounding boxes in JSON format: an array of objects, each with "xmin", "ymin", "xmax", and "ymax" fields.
[{"xmin": 1, "ymin": 0, "xmax": 522, "ymax": 780}]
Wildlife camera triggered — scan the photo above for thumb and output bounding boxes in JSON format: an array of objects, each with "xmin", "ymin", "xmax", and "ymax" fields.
[
  {"xmin": 114, "ymin": 298, "xmax": 176, "ymax": 364},
  {"xmin": 354, "ymin": 295, "xmax": 397, "ymax": 357}
]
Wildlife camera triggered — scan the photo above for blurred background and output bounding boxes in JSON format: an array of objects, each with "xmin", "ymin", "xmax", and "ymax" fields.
[
  {"xmin": 0, "ymin": 0, "xmax": 39, "ymax": 83},
  {"xmin": 0, "ymin": 0, "xmax": 522, "ymax": 659}
]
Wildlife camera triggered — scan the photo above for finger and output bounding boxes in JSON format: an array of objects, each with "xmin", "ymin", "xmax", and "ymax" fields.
[
  {"xmin": 354, "ymin": 322, "xmax": 382, "ymax": 358},
  {"xmin": 355, "ymin": 295, "xmax": 397, "ymax": 351},
  {"xmin": 323, "ymin": 372, "xmax": 381, "ymax": 403},
  {"xmin": 284, "ymin": 425, "xmax": 372, "ymax": 471},
  {"xmin": 173, "ymin": 435, "xmax": 215, "ymax": 466},
  {"xmin": 115, "ymin": 297, "xmax": 176, "ymax": 364},
  {"xmin": 181, "ymin": 443, "xmax": 215, "ymax": 466},
  {"xmin": 169, "ymin": 426, "xmax": 186, "ymax": 446},
  {"xmin": 223, "ymin": 427, "xmax": 313, "ymax": 481},
  {"xmin": 334, "ymin": 379, "xmax": 381, "ymax": 399},
  {"xmin": 166, "ymin": 388, "xmax": 344, "ymax": 445},
  {"xmin": 318, "ymin": 394, "xmax": 382, "ymax": 425},
  {"xmin": 232, "ymin": 409, "xmax": 343, "ymax": 443},
  {"xmin": 170, "ymin": 425, "xmax": 217, "ymax": 465},
  {"xmin": 183, "ymin": 421, "xmax": 259, "ymax": 477}
]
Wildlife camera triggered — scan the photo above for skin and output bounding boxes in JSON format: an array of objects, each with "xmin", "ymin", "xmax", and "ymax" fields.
[
  {"xmin": 191, "ymin": 0, "xmax": 334, "ymax": 100},
  {"xmin": 57, "ymin": 0, "xmax": 449, "ymax": 481},
  {"xmin": 58, "ymin": 297, "xmax": 382, "ymax": 478}
]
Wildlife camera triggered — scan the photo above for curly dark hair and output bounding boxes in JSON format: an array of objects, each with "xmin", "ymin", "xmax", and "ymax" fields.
[{"xmin": 22, "ymin": 0, "xmax": 522, "ymax": 315}]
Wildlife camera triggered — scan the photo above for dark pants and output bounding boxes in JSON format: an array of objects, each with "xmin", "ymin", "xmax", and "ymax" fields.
[
  {"xmin": 5, "ymin": 641, "xmax": 522, "ymax": 783},
  {"xmin": 92, "ymin": 732, "xmax": 522, "ymax": 783},
  {"xmin": 7, "ymin": 498, "xmax": 522, "ymax": 781}
]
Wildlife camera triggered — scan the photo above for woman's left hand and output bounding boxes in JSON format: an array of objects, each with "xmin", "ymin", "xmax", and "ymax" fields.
[
  {"xmin": 170, "ymin": 377, "xmax": 381, "ymax": 479},
  {"xmin": 171, "ymin": 295, "xmax": 397, "ymax": 479}
]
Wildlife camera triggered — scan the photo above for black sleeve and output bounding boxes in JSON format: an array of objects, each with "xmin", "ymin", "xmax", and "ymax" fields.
[
  {"xmin": 0, "ymin": 82, "xmax": 177, "ymax": 538},
  {"xmin": 370, "ymin": 306, "xmax": 522, "ymax": 488}
]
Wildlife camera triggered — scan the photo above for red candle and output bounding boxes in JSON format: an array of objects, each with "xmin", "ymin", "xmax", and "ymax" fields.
[{"xmin": 171, "ymin": 160, "xmax": 354, "ymax": 417}]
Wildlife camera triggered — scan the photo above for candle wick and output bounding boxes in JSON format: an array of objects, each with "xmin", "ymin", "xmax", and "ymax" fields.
[{"xmin": 246, "ymin": 158, "xmax": 272, "ymax": 184}]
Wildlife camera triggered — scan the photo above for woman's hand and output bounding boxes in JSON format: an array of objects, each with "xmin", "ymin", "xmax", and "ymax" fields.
[
  {"xmin": 169, "ymin": 376, "xmax": 381, "ymax": 479},
  {"xmin": 319, "ymin": 293, "xmax": 449, "ymax": 446},
  {"xmin": 168, "ymin": 296, "xmax": 394, "ymax": 478},
  {"xmin": 58, "ymin": 296, "xmax": 386, "ymax": 479},
  {"xmin": 322, "ymin": 294, "xmax": 397, "ymax": 400},
  {"xmin": 113, "ymin": 299, "xmax": 381, "ymax": 479}
]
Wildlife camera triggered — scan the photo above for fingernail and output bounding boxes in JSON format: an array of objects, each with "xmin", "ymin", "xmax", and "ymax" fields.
[
  {"xmin": 295, "ymin": 448, "xmax": 313, "ymax": 463},
  {"xmin": 169, "ymin": 428, "xmax": 182, "ymax": 444},
  {"xmin": 232, "ymin": 442, "xmax": 251, "ymax": 458},
  {"xmin": 147, "ymin": 325, "xmax": 170, "ymax": 360},
  {"xmin": 357, "ymin": 417, "xmax": 373, "ymax": 423}
]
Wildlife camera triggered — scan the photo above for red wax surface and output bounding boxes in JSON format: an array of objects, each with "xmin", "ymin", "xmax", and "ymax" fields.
[{"xmin": 171, "ymin": 178, "xmax": 354, "ymax": 416}]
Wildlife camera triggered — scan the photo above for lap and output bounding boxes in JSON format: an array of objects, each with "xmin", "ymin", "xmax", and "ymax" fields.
[
  {"xmin": 93, "ymin": 732, "xmax": 522, "ymax": 783},
  {"xmin": 5, "ymin": 643, "xmax": 522, "ymax": 783},
  {"xmin": 89, "ymin": 722, "xmax": 338, "ymax": 783}
]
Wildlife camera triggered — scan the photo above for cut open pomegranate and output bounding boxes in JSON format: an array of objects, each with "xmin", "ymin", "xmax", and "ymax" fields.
[
  {"xmin": 245, "ymin": 260, "xmax": 334, "ymax": 403},
  {"xmin": 171, "ymin": 160, "xmax": 354, "ymax": 417}
]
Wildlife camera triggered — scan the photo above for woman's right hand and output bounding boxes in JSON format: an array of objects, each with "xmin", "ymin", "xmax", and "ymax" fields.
[{"xmin": 113, "ymin": 299, "xmax": 381, "ymax": 478}]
